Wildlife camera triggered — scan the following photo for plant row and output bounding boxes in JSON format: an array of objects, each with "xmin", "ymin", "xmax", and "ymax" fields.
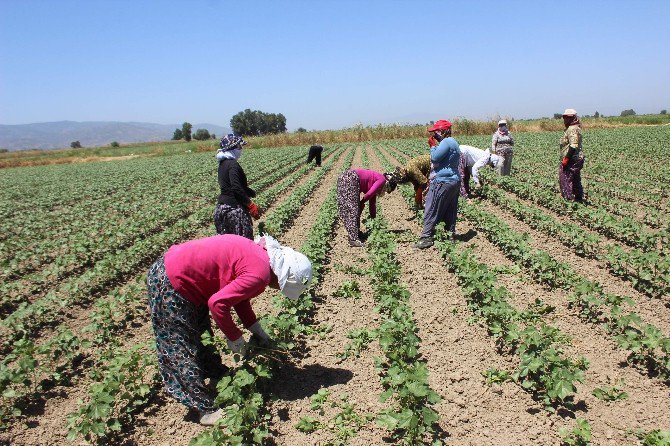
[
  {"xmin": 0, "ymin": 146, "xmax": 319, "ymax": 311},
  {"xmin": 0, "ymin": 147, "xmax": 331, "ymax": 352},
  {"xmin": 459, "ymin": 201, "xmax": 670, "ymax": 382},
  {"xmin": 387, "ymin": 140, "xmax": 666, "ymax": 254},
  {"xmin": 356, "ymin": 210, "xmax": 443, "ymax": 445},
  {"xmin": 380, "ymin": 153, "xmax": 589, "ymax": 411},
  {"xmin": 480, "ymin": 184, "xmax": 669, "ymax": 300},
  {"xmin": 189, "ymin": 147, "xmax": 354, "ymax": 445}
]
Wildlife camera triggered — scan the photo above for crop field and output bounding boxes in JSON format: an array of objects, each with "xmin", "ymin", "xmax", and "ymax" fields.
[{"xmin": 0, "ymin": 125, "xmax": 669, "ymax": 446}]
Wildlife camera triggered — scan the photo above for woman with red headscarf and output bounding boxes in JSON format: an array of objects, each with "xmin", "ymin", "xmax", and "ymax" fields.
[{"xmin": 559, "ymin": 109, "xmax": 585, "ymax": 202}]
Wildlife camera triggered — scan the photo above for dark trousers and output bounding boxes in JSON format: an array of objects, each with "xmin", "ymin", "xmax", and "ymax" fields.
[
  {"xmin": 559, "ymin": 157, "xmax": 585, "ymax": 201},
  {"xmin": 307, "ymin": 146, "xmax": 323, "ymax": 166},
  {"xmin": 421, "ymin": 180, "xmax": 460, "ymax": 238}
]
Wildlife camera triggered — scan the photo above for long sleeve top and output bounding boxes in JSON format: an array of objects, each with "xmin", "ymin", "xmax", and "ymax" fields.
[
  {"xmin": 217, "ymin": 159, "xmax": 256, "ymax": 207},
  {"xmin": 460, "ymin": 145, "xmax": 494, "ymax": 186},
  {"xmin": 491, "ymin": 131, "xmax": 514, "ymax": 156},
  {"xmin": 559, "ymin": 125, "xmax": 583, "ymax": 160},
  {"xmin": 164, "ymin": 234, "xmax": 272, "ymax": 341},
  {"xmin": 405, "ymin": 155, "xmax": 431, "ymax": 189},
  {"xmin": 430, "ymin": 137, "xmax": 461, "ymax": 184},
  {"xmin": 353, "ymin": 169, "xmax": 386, "ymax": 218}
]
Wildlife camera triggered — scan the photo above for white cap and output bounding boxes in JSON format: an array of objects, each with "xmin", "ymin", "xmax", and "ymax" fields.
[
  {"xmin": 497, "ymin": 119, "xmax": 507, "ymax": 125},
  {"xmin": 563, "ymin": 108, "xmax": 577, "ymax": 116},
  {"xmin": 256, "ymin": 235, "xmax": 313, "ymax": 300}
]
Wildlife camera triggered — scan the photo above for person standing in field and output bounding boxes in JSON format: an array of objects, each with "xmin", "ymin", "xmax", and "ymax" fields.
[
  {"xmin": 306, "ymin": 144, "xmax": 323, "ymax": 167},
  {"xmin": 414, "ymin": 119, "xmax": 461, "ymax": 249},
  {"xmin": 337, "ymin": 168, "xmax": 397, "ymax": 247},
  {"xmin": 458, "ymin": 145, "xmax": 501, "ymax": 198},
  {"xmin": 491, "ymin": 119, "xmax": 514, "ymax": 175},
  {"xmin": 393, "ymin": 154, "xmax": 431, "ymax": 209},
  {"xmin": 559, "ymin": 109, "xmax": 585, "ymax": 202},
  {"xmin": 213, "ymin": 134, "xmax": 260, "ymax": 239},
  {"xmin": 146, "ymin": 234, "xmax": 312, "ymax": 425}
]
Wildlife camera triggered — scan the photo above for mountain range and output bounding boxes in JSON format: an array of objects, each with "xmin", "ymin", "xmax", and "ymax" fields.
[{"xmin": 0, "ymin": 121, "xmax": 232, "ymax": 151}]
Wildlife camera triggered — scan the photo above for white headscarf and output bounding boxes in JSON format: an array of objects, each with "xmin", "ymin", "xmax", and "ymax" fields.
[
  {"xmin": 255, "ymin": 235, "xmax": 313, "ymax": 299},
  {"xmin": 216, "ymin": 148, "xmax": 242, "ymax": 161}
]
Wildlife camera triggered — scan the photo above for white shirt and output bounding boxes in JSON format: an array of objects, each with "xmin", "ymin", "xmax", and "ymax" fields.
[{"xmin": 459, "ymin": 145, "xmax": 500, "ymax": 185}]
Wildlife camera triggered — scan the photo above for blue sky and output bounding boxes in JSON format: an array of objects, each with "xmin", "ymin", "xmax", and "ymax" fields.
[{"xmin": 1, "ymin": 0, "xmax": 669, "ymax": 130}]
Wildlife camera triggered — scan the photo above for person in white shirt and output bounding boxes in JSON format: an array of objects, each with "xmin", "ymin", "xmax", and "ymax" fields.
[{"xmin": 458, "ymin": 145, "xmax": 501, "ymax": 198}]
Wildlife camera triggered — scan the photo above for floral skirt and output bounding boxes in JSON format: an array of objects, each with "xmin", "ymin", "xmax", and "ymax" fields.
[
  {"xmin": 147, "ymin": 257, "xmax": 226, "ymax": 413},
  {"xmin": 213, "ymin": 204, "xmax": 253, "ymax": 239}
]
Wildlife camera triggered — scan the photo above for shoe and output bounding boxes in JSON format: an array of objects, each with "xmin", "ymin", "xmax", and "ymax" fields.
[
  {"xmin": 199, "ymin": 408, "xmax": 224, "ymax": 426},
  {"xmin": 413, "ymin": 237, "xmax": 434, "ymax": 249},
  {"xmin": 349, "ymin": 240, "xmax": 365, "ymax": 247}
]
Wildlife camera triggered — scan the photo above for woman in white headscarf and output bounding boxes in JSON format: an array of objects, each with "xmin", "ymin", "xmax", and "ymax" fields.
[
  {"xmin": 491, "ymin": 119, "xmax": 514, "ymax": 175},
  {"xmin": 213, "ymin": 133, "xmax": 259, "ymax": 239},
  {"xmin": 146, "ymin": 234, "xmax": 312, "ymax": 425}
]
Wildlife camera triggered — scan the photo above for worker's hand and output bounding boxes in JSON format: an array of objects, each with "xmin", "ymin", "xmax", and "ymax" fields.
[
  {"xmin": 247, "ymin": 201, "xmax": 260, "ymax": 220},
  {"xmin": 248, "ymin": 321, "xmax": 271, "ymax": 346},
  {"xmin": 561, "ymin": 157, "xmax": 570, "ymax": 169},
  {"xmin": 226, "ymin": 336, "xmax": 248, "ymax": 354}
]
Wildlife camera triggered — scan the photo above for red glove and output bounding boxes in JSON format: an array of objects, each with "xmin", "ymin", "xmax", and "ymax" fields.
[
  {"xmin": 561, "ymin": 157, "xmax": 570, "ymax": 168},
  {"xmin": 247, "ymin": 201, "xmax": 260, "ymax": 220},
  {"xmin": 428, "ymin": 136, "xmax": 438, "ymax": 148},
  {"xmin": 414, "ymin": 187, "xmax": 424, "ymax": 208}
]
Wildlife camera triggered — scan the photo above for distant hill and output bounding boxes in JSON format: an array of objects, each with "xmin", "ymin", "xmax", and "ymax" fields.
[{"xmin": 0, "ymin": 121, "xmax": 232, "ymax": 150}]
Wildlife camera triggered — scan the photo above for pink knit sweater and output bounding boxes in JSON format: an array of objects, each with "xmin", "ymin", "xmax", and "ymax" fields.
[{"xmin": 164, "ymin": 234, "xmax": 271, "ymax": 341}]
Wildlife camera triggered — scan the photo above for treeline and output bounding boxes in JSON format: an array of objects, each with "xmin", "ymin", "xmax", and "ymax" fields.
[{"xmin": 172, "ymin": 123, "xmax": 217, "ymax": 142}]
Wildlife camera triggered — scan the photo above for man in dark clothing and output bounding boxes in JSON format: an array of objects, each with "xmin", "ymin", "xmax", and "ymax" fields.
[{"xmin": 307, "ymin": 145, "xmax": 323, "ymax": 167}]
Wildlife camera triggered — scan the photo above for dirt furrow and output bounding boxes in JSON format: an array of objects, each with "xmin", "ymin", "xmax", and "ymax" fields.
[{"xmin": 268, "ymin": 144, "xmax": 390, "ymax": 445}]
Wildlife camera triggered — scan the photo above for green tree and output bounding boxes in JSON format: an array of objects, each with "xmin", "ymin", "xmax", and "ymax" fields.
[
  {"xmin": 211, "ymin": 133, "xmax": 216, "ymax": 140},
  {"xmin": 70, "ymin": 141, "xmax": 82, "ymax": 148},
  {"xmin": 553, "ymin": 113, "xmax": 562, "ymax": 119},
  {"xmin": 620, "ymin": 109, "xmax": 636, "ymax": 117},
  {"xmin": 110, "ymin": 141, "xmax": 120, "ymax": 147},
  {"xmin": 296, "ymin": 127, "xmax": 307, "ymax": 133},
  {"xmin": 172, "ymin": 128, "xmax": 183, "ymax": 140},
  {"xmin": 230, "ymin": 109, "xmax": 287, "ymax": 136},
  {"xmin": 661, "ymin": 109, "xmax": 667, "ymax": 115},
  {"xmin": 594, "ymin": 111, "xmax": 600, "ymax": 118},
  {"xmin": 193, "ymin": 128, "xmax": 211, "ymax": 140},
  {"xmin": 181, "ymin": 122, "xmax": 193, "ymax": 142}
]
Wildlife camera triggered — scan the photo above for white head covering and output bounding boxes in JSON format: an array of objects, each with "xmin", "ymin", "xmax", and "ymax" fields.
[
  {"xmin": 255, "ymin": 235, "xmax": 313, "ymax": 299},
  {"xmin": 497, "ymin": 119, "xmax": 507, "ymax": 125},
  {"xmin": 216, "ymin": 148, "xmax": 242, "ymax": 161}
]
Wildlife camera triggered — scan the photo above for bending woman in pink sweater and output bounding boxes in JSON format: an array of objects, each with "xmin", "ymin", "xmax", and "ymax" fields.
[
  {"xmin": 336, "ymin": 168, "xmax": 397, "ymax": 247},
  {"xmin": 146, "ymin": 234, "xmax": 312, "ymax": 425}
]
